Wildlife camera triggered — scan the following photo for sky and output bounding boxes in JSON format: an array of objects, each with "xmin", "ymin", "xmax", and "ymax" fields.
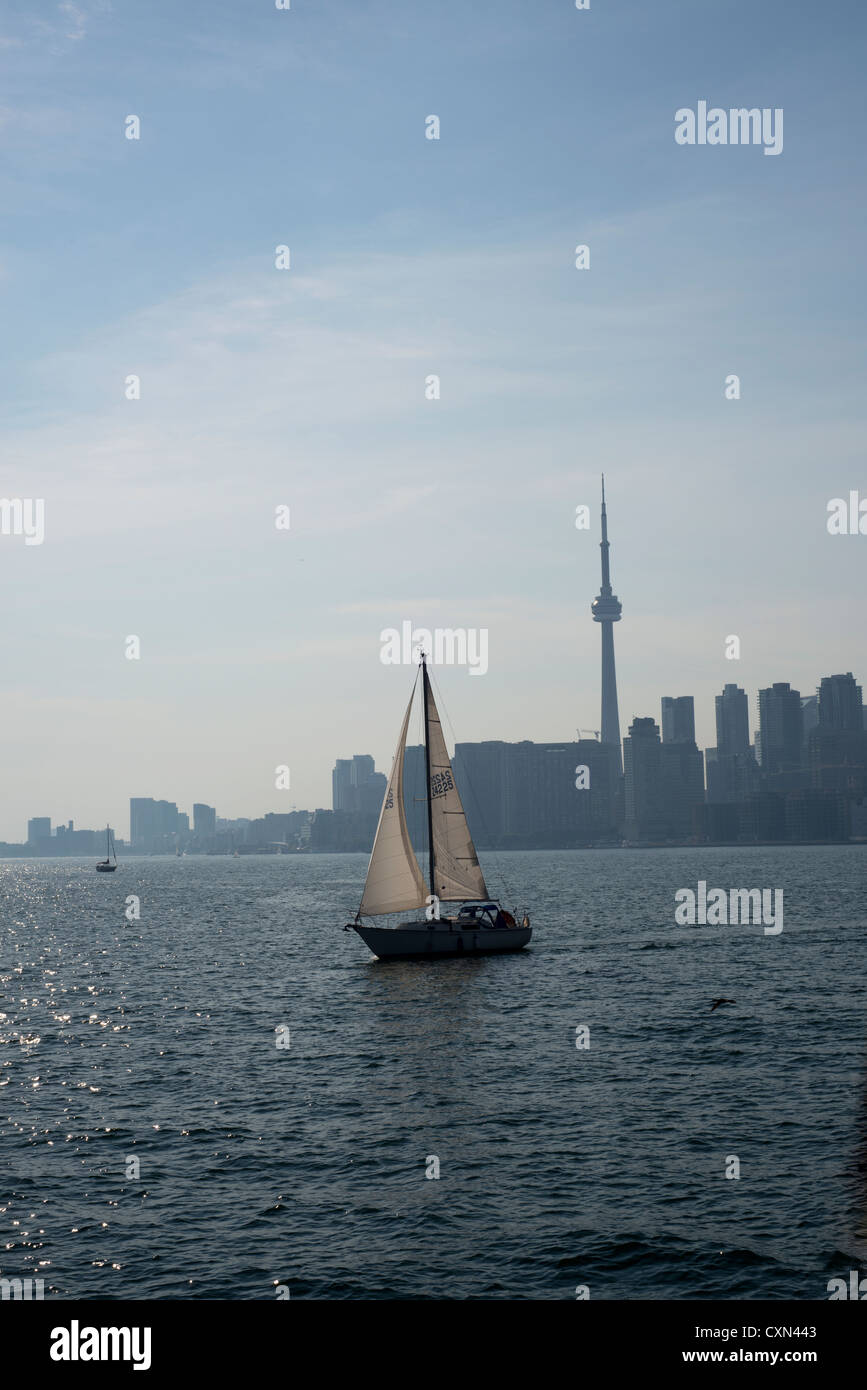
[{"xmin": 1, "ymin": 0, "xmax": 865, "ymax": 841}]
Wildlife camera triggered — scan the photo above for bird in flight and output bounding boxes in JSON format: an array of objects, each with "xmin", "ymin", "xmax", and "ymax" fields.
[{"xmin": 710, "ymin": 998, "xmax": 736, "ymax": 1011}]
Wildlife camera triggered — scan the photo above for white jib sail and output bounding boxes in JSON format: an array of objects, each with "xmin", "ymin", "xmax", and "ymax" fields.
[
  {"xmin": 359, "ymin": 678, "xmax": 427, "ymax": 916},
  {"xmin": 424, "ymin": 670, "xmax": 489, "ymax": 902}
]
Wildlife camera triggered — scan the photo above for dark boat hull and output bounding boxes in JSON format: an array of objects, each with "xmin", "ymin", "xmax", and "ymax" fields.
[
  {"xmin": 352, "ymin": 922, "xmax": 531, "ymax": 961},
  {"xmin": 95, "ymin": 864, "xmax": 116, "ymax": 873}
]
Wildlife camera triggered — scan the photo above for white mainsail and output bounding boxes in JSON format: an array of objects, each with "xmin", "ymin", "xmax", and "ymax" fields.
[
  {"xmin": 359, "ymin": 675, "xmax": 427, "ymax": 916},
  {"xmin": 423, "ymin": 667, "xmax": 489, "ymax": 902}
]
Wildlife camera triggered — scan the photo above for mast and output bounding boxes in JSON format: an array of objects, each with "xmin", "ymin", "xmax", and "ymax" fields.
[{"xmin": 421, "ymin": 654, "xmax": 436, "ymax": 898}]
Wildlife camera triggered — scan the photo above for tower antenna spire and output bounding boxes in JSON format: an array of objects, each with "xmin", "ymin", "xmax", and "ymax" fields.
[{"xmin": 590, "ymin": 476, "xmax": 623, "ymax": 774}]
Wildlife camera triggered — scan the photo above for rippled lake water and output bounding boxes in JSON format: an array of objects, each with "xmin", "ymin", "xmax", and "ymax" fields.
[{"xmin": 1, "ymin": 847, "xmax": 866, "ymax": 1300}]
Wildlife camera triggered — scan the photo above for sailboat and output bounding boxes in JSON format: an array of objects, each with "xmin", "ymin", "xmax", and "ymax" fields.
[
  {"xmin": 346, "ymin": 655, "xmax": 532, "ymax": 960},
  {"xmin": 95, "ymin": 826, "xmax": 117, "ymax": 873}
]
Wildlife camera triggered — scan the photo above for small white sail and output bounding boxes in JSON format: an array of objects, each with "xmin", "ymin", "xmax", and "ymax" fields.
[
  {"xmin": 359, "ymin": 677, "xmax": 427, "ymax": 916},
  {"xmin": 424, "ymin": 670, "xmax": 489, "ymax": 902}
]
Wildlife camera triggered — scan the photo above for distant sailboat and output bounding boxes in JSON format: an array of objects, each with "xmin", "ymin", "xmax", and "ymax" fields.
[
  {"xmin": 346, "ymin": 655, "xmax": 532, "ymax": 960},
  {"xmin": 95, "ymin": 826, "xmax": 117, "ymax": 873}
]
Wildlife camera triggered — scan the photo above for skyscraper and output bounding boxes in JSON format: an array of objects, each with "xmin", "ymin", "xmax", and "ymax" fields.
[
  {"xmin": 756, "ymin": 683, "xmax": 802, "ymax": 774},
  {"xmin": 623, "ymin": 717, "xmax": 663, "ymax": 841},
  {"xmin": 451, "ymin": 741, "xmax": 509, "ymax": 845},
  {"xmin": 193, "ymin": 803, "xmax": 217, "ymax": 835},
  {"xmin": 661, "ymin": 696, "xmax": 695, "ymax": 744},
  {"xmin": 129, "ymin": 798, "xmax": 179, "ymax": 848},
  {"xmin": 591, "ymin": 476, "xmax": 623, "ymax": 774},
  {"xmin": 332, "ymin": 759, "xmax": 353, "ymax": 811},
  {"xmin": 350, "ymin": 754, "xmax": 375, "ymax": 786},
  {"xmin": 715, "ymin": 684, "xmax": 750, "ymax": 754},
  {"xmin": 331, "ymin": 754, "xmax": 384, "ymax": 813},
  {"xmin": 817, "ymin": 673, "xmax": 863, "ymax": 730},
  {"xmin": 800, "ymin": 695, "xmax": 819, "ymax": 754},
  {"xmin": 809, "ymin": 673, "xmax": 867, "ymax": 802},
  {"xmin": 452, "ymin": 738, "xmax": 619, "ymax": 847},
  {"xmin": 706, "ymin": 683, "xmax": 758, "ymax": 805}
]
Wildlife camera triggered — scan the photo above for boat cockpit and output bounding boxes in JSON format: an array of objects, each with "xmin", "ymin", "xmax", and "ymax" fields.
[{"xmin": 448, "ymin": 902, "xmax": 512, "ymax": 929}]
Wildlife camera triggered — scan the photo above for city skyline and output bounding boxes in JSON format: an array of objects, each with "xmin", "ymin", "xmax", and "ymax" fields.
[{"xmin": 12, "ymin": 665, "xmax": 865, "ymax": 850}]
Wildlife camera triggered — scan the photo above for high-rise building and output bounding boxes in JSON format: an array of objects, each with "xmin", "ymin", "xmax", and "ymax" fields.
[
  {"xmin": 756, "ymin": 683, "xmax": 803, "ymax": 774},
  {"xmin": 808, "ymin": 674, "xmax": 867, "ymax": 803},
  {"xmin": 27, "ymin": 817, "xmax": 51, "ymax": 843},
  {"xmin": 623, "ymin": 718, "xmax": 664, "ymax": 841},
  {"xmin": 193, "ymin": 803, "xmax": 217, "ymax": 835},
  {"xmin": 659, "ymin": 740, "xmax": 705, "ymax": 837},
  {"xmin": 522, "ymin": 740, "xmax": 619, "ymax": 847},
  {"xmin": 591, "ymin": 476, "xmax": 623, "ymax": 775},
  {"xmin": 450, "ymin": 738, "xmax": 619, "ymax": 848},
  {"xmin": 130, "ymin": 799, "xmax": 153, "ymax": 845},
  {"xmin": 351, "ymin": 754, "xmax": 375, "ymax": 785},
  {"xmin": 661, "ymin": 696, "xmax": 695, "ymax": 744},
  {"xmin": 817, "ymin": 673, "xmax": 863, "ymax": 731},
  {"xmin": 332, "ymin": 760, "xmax": 353, "ymax": 811},
  {"xmin": 331, "ymin": 755, "xmax": 384, "ymax": 814},
  {"xmin": 707, "ymin": 684, "xmax": 758, "ymax": 805},
  {"xmin": 357, "ymin": 771, "xmax": 386, "ymax": 815},
  {"xmin": 800, "ymin": 695, "xmax": 819, "ymax": 737},
  {"xmin": 451, "ymin": 741, "xmax": 509, "ymax": 845},
  {"xmin": 716, "ymin": 684, "xmax": 750, "ymax": 755},
  {"xmin": 130, "ymin": 798, "xmax": 179, "ymax": 848},
  {"xmin": 626, "ymin": 711, "xmax": 703, "ymax": 840}
]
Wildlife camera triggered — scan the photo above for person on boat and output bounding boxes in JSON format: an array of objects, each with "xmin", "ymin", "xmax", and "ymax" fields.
[{"xmin": 499, "ymin": 909, "xmax": 516, "ymax": 929}]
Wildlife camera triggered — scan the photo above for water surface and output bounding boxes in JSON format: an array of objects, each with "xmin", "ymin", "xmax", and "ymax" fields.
[{"xmin": 1, "ymin": 847, "xmax": 865, "ymax": 1299}]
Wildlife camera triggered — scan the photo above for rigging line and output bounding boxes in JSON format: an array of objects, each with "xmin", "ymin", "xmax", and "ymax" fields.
[{"xmin": 425, "ymin": 663, "xmax": 517, "ymax": 910}]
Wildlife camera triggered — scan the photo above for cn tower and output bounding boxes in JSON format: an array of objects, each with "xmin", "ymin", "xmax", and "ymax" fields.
[{"xmin": 590, "ymin": 475, "xmax": 623, "ymax": 774}]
